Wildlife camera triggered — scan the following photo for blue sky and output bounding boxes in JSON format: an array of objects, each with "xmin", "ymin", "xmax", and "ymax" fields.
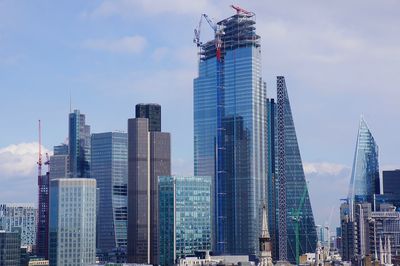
[{"xmin": 0, "ymin": 0, "xmax": 399, "ymax": 229}]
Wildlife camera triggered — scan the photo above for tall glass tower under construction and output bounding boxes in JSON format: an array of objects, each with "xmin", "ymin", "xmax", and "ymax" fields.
[{"xmin": 193, "ymin": 9, "xmax": 267, "ymax": 256}]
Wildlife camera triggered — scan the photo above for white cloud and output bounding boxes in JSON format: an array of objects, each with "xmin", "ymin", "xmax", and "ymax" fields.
[
  {"xmin": 83, "ymin": 35, "xmax": 147, "ymax": 54},
  {"xmin": 0, "ymin": 142, "xmax": 50, "ymax": 178},
  {"xmin": 304, "ymin": 162, "xmax": 348, "ymax": 176}
]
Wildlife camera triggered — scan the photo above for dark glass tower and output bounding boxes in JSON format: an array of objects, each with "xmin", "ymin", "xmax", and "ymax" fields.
[
  {"xmin": 194, "ymin": 11, "xmax": 267, "ymax": 255},
  {"xmin": 269, "ymin": 76, "xmax": 317, "ymax": 263},
  {"xmin": 69, "ymin": 109, "xmax": 91, "ymax": 178},
  {"xmin": 127, "ymin": 107, "xmax": 171, "ymax": 264},
  {"xmin": 135, "ymin": 104, "xmax": 161, "ymax": 132}
]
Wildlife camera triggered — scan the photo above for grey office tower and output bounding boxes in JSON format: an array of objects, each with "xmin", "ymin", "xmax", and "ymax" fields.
[{"xmin": 127, "ymin": 104, "xmax": 171, "ymax": 264}]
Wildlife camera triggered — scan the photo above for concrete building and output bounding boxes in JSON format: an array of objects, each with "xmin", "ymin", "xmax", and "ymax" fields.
[
  {"xmin": 127, "ymin": 104, "xmax": 171, "ymax": 265},
  {"xmin": 0, "ymin": 203, "xmax": 36, "ymax": 247},
  {"xmin": 49, "ymin": 178, "xmax": 96, "ymax": 266},
  {"xmin": 158, "ymin": 176, "xmax": 211, "ymax": 266},
  {"xmin": 0, "ymin": 230, "xmax": 20, "ymax": 266},
  {"xmin": 91, "ymin": 132, "xmax": 128, "ymax": 257}
]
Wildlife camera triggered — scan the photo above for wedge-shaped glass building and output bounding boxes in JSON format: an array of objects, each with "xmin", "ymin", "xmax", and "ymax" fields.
[
  {"xmin": 194, "ymin": 11, "xmax": 267, "ymax": 256},
  {"xmin": 268, "ymin": 77, "xmax": 317, "ymax": 263},
  {"xmin": 347, "ymin": 118, "xmax": 380, "ymax": 208}
]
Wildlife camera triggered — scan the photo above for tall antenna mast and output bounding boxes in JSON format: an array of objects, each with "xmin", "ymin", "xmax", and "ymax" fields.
[{"xmin": 38, "ymin": 120, "xmax": 42, "ymax": 177}]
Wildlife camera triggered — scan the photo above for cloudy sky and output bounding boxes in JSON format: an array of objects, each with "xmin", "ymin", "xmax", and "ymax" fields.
[{"xmin": 0, "ymin": 0, "xmax": 399, "ymax": 230}]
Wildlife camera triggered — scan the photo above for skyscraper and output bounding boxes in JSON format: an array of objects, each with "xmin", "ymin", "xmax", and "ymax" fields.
[
  {"xmin": 269, "ymin": 76, "xmax": 317, "ymax": 263},
  {"xmin": 50, "ymin": 144, "xmax": 69, "ymax": 180},
  {"xmin": 69, "ymin": 110, "xmax": 91, "ymax": 178},
  {"xmin": 193, "ymin": 8, "xmax": 267, "ymax": 255},
  {"xmin": 382, "ymin": 170, "xmax": 400, "ymax": 209},
  {"xmin": 348, "ymin": 118, "xmax": 379, "ymax": 210},
  {"xmin": 91, "ymin": 132, "xmax": 128, "ymax": 256},
  {"xmin": 127, "ymin": 104, "xmax": 171, "ymax": 264},
  {"xmin": 158, "ymin": 176, "xmax": 212, "ymax": 266},
  {"xmin": 0, "ymin": 203, "xmax": 37, "ymax": 247},
  {"xmin": 135, "ymin": 104, "xmax": 161, "ymax": 132},
  {"xmin": 36, "ymin": 172, "xmax": 49, "ymax": 260},
  {"xmin": 49, "ymin": 178, "xmax": 97, "ymax": 266}
]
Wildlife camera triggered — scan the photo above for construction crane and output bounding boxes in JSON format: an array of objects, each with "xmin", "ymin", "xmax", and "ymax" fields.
[
  {"xmin": 230, "ymin": 4, "xmax": 255, "ymax": 16},
  {"xmin": 291, "ymin": 182, "xmax": 310, "ymax": 265},
  {"xmin": 37, "ymin": 120, "xmax": 42, "ymax": 178},
  {"xmin": 193, "ymin": 10, "xmax": 226, "ymax": 253}
]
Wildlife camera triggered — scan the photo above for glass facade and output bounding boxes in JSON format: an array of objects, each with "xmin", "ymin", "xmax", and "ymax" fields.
[
  {"xmin": 158, "ymin": 176, "xmax": 211, "ymax": 266},
  {"xmin": 193, "ymin": 13, "xmax": 267, "ymax": 255},
  {"xmin": 0, "ymin": 203, "xmax": 37, "ymax": 247},
  {"xmin": 49, "ymin": 178, "xmax": 97, "ymax": 266},
  {"xmin": 348, "ymin": 118, "xmax": 379, "ymax": 207},
  {"xmin": 69, "ymin": 110, "xmax": 91, "ymax": 178},
  {"xmin": 270, "ymin": 77, "xmax": 317, "ymax": 263},
  {"xmin": 91, "ymin": 132, "xmax": 128, "ymax": 254},
  {"xmin": 0, "ymin": 231, "xmax": 21, "ymax": 266}
]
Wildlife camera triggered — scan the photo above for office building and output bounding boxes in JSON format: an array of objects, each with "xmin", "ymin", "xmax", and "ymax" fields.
[
  {"xmin": 69, "ymin": 110, "xmax": 91, "ymax": 178},
  {"xmin": 0, "ymin": 231, "xmax": 20, "ymax": 266},
  {"xmin": 158, "ymin": 176, "xmax": 212, "ymax": 266},
  {"xmin": 193, "ymin": 8, "xmax": 267, "ymax": 256},
  {"xmin": 135, "ymin": 104, "xmax": 161, "ymax": 132},
  {"xmin": 49, "ymin": 178, "xmax": 96, "ymax": 266},
  {"xmin": 269, "ymin": 77, "xmax": 317, "ymax": 263},
  {"xmin": 382, "ymin": 170, "xmax": 400, "ymax": 209},
  {"xmin": 50, "ymin": 144, "xmax": 69, "ymax": 180},
  {"xmin": 347, "ymin": 117, "xmax": 379, "ymax": 209},
  {"xmin": 127, "ymin": 105, "xmax": 171, "ymax": 264},
  {"xmin": 316, "ymin": 225, "xmax": 330, "ymax": 248},
  {"xmin": 0, "ymin": 204, "xmax": 36, "ymax": 247},
  {"xmin": 36, "ymin": 173, "xmax": 49, "ymax": 260},
  {"xmin": 91, "ymin": 132, "xmax": 128, "ymax": 256}
]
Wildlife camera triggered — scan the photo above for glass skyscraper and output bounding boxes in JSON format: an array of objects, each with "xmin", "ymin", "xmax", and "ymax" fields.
[
  {"xmin": 69, "ymin": 110, "xmax": 91, "ymax": 178},
  {"xmin": 158, "ymin": 176, "xmax": 211, "ymax": 266},
  {"xmin": 193, "ymin": 11, "xmax": 267, "ymax": 255},
  {"xmin": 269, "ymin": 77, "xmax": 317, "ymax": 263},
  {"xmin": 91, "ymin": 132, "xmax": 128, "ymax": 255},
  {"xmin": 49, "ymin": 178, "xmax": 97, "ymax": 266},
  {"xmin": 347, "ymin": 118, "xmax": 379, "ymax": 209}
]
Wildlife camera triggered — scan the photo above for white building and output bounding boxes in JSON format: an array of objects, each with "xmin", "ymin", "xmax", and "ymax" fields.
[{"xmin": 49, "ymin": 178, "xmax": 97, "ymax": 266}]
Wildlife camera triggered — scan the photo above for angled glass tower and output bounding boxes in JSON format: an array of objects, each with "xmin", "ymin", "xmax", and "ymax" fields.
[
  {"xmin": 347, "ymin": 118, "xmax": 379, "ymax": 209},
  {"xmin": 194, "ymin": 10, "xmax": 267, "ymax": 255},
  {"xmin": 91, "ymin": 132, "xmax": 128, "ymax": 255},
  {"xmin": 269, "ymin": 77, "xmax": 317, "ymax": 263}
]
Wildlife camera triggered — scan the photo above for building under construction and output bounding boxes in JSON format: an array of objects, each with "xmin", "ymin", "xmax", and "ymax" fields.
[{"xmin": 194, "ymin": 6, "xmax": 267, "ymax": 256}]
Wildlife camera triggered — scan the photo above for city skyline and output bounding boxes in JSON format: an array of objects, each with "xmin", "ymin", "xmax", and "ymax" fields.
[{"xmin": 1, "ymin": 0, "xmax": 400, "ymax": 231}]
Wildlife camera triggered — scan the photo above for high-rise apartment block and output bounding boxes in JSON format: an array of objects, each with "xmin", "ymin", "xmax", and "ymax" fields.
[
  {"xmin": 194, "ymin": 10, "xmax": 267, "ymax": 256},
  {"xmin": 49, "ymin": 178, "xmax": 97, "ymax": 266},
  {"xmin": 69, "ymin": 110, "xmax": 91, "ymax": 178},
  {"xmin": 127, "ymin": 104, "xmax": 171, "ymax": 264},
  {"xmin": 0, "ymin": 204, "xmax": 37, "ymax": 247},
  {"xmin": 0, "ymin": 231, "xmax": 21, "ymax": 265},
  {"xmin": 158, "ymin": 176, "xmax": 212, "ymax": 266},
  {"xmin": 91, "ymin": 132, "xmax": 128, "ymax": 256},
  {"xmin": 268, "ymin": 77, "xmax": 317, "ymax": 263}
]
